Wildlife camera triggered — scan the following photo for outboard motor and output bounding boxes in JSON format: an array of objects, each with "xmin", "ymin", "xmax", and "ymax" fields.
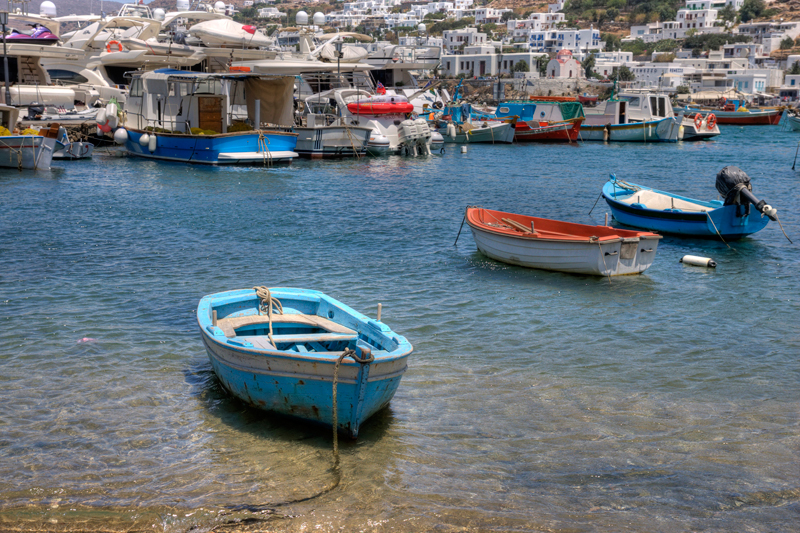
[{"xmin": 715, "ymin": 166, "xmax": 777, "ymax": 221}]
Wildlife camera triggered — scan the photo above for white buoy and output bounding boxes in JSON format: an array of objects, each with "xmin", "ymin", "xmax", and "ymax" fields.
[
  {"xmin": 461, "ymin": 146, "xmax": 467, "ymax": 153},
  {"xmin": 107, "ymin": 115, "xmax": 118, "ymax": 129},
  {"xmin": 139, "ymin": 133, "xmax": 150, "ymax": 146},
  {"xmin": 680, "ymin": 255, "xmax": 717, "ymax": 268},
  {"xmin": 96, "ymin": 109, "xmax": 107, "ymax": 125},
  {"xmin": 148, "ymin": 134, "xmax": 157, "ymax": 152},
  {"xmin": 113, "ymin": 128, "xmax": 128, "ymax": 145}
]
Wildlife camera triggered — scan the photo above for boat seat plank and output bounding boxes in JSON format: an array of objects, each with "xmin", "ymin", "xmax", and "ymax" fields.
[
  {"xmin": 217, "ymin": 313, "xmax": 356, "ymax": 338},
  {"xmin": 270, "ymin": 333, "xmax": 358, "ymax": 343}
]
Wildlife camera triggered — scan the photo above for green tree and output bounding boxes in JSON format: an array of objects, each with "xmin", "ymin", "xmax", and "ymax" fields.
[
  {"xmin": 501, "ymin": 11, "xmax": 514, "ymax": 22},
  {"xmin": 718, "ymin": 4, "xmax": 738, "ymax": 25},
  {"xmin": 513, "ymin": 60, "xmax": 530, "ymax": 73},
  {"xmin": 780, "ymin": 36, "xmax": 795, "ymax": 50},
  {"xmin": 606, "ymin": 7, "xmax": 619, "ymax": 21},
  {"xmin": 611, "ymin": 65, "xmax": 635, "ymax": 82},
  {"xmin": 581, "ymin": 53, "xmax": 595, "ymax": 78},
  {"xmin": 537, "ymin": 55, "xmax": 549, "ymax": 76},
  {"xmin": 739, "ymin": 0, "xmax": 766, "ymax": 23},
  {"xmin": 676, "ymin": 85, "xmax": 690, "ymax": 94},
  {"xmin": 602, "ymin": 32, "xmax": 622, "ymax": 51},
  {"xmin": 789, "ymin": 62, "xmax": 800, "ymax": 75}
]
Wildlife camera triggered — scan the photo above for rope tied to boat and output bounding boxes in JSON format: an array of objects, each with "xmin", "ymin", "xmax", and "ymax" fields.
[
  {"xmin": 257, "ymin": 130, "xmax": 272, "ymax": 167},
  {"xmin": 331, "ymin": 347, "xmax": 374, "ymax": 462},
  {"xmin": 253, "ymin": 286, "xmax": 283, "ymax": 346},
  {"xmin": 0, "ymin": 136, "xmax": 25, "ymax": 170},
  {"xmin": 342, "ymin": 123, "xmax": 362, "ymax": 159}
]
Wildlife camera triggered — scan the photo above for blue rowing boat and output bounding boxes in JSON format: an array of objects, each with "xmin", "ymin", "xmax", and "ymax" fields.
[
  {"xmin": 601, "ymin": 168, "xmax": 777, "ymax": 239},
  {"xmin": 197, "ymin": 287, "xmax": 413, "ymax": 438}
]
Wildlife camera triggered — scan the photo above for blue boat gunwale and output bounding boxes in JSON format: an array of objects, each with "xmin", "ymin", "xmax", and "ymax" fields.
[{"xmin": 197, "ymin": 287, "xmax": 413, "ymax": 364}]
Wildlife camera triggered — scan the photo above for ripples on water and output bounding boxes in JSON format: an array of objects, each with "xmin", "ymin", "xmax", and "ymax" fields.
[{"xmin": 0, "ymin": 126, "xmax": 798, "ymax": 532}]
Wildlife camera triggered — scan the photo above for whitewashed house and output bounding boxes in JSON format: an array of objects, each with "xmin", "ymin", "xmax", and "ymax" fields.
[{"xmin": 546, "ymin": 49, "xmax": 582, "ymax": 78}]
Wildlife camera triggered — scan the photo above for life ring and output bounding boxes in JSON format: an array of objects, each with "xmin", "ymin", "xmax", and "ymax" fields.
[
  {"xmin": 706, "ymin": 113, "xmax": 717, "ymax": 130},
  {"xmin": 694, "ymin": 113, "xmax": 703, "ymax": 130},
  {"xmin": 106, "ymin": 40, "xmax": 123, "ymax": 53}
]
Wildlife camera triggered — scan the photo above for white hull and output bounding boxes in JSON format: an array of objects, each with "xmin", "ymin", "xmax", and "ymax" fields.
[
  {"xmin": 441, "ymin": 122, "xmax": 515, "ymax": 144},
  {"xmin": 469, "ymin": 227, "xmax": 660, "ymax": 276},
  {"xmin": 581, "ymin": 117, "xmax": 681, "ymax": 142},
  {"xmin": 0, "ymin": 136, "xmax": 57, "ymax": 170},
  {"xmin": 681, "ymin": 115, "xmax": 721, "ymax": 140},
  {"xmin": 294, "ymin": 125, "xmax": 371, "ymax": 158}
]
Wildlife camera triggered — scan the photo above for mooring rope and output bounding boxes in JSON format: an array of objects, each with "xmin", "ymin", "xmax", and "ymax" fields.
[
  {"xmin": 257, "ymin": 130, "xmax": 272, "ymax": 167},
  {"xmin": 705, "ymin": 213, "xmax": 734, "ymax": 251},
  {"xmin": 253, "ymin": 286, "xmax": 283, "ymax": 346}
]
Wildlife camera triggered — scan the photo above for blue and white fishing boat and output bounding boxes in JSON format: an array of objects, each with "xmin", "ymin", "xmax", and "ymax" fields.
[
  {"xmin": 119, "ymin": 69, "xmax": 298, "ymax": 164},
  {"xmin": 582, "ymin": 91, "xmax": 684, "ymax": 142},
  {"xmin": 197, "ymin": 287, "xmax": 413, "ymax": 438},
  {"xmin": 602, "ymin": 168, "xmax": 778, "ymax": 239}
]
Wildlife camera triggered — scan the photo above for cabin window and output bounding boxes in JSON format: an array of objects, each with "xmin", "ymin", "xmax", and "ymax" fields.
[
  {"xmin": 130, "ymin": 78, "xmax": 143, "ymax": 97},
  {"xmin": 47, "ymin": 69, "xmax": 89, "ymax": 85},
  {"xmin": 649, "ymin": 96, "xmax": 658, "ymax": 115},
  {"xmin": 626, "ymin": 96, "xmax": 640, "ymax": 107},
  {"xmin": 658, "ymin": 97, "xmax": 666, "ymax": 117},
  {"xmin": 498, "ymin": 106, "xmax": 510, "ymax": 114}
]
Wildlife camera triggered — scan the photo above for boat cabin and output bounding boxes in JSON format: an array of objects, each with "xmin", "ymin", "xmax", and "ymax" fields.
[
  {"xmin": 584, "ymin": 92, "xmax": 674, "ymax": 126},
  {"xmin": 124, "ymin": 69, "xmax": 295, "ymax": 133}
]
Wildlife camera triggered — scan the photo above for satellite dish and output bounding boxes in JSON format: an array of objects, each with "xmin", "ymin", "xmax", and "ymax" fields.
[
  {"xmin": 153, "ymin": 8, "xmax": 166, "ymax": 21},
  {"xmin": 296, "ymin": 11, "xmax": 308, "ymax": 26},
  {"xmin": 313, "ymin": 12, "xmax": 326, "ymax": 26},
  {"xmin": 176, "ymin": 0, "xmax": 190, "ymax": 11},
  {"xmin": 40, "ymin": 1, "xmax": 57, "ymax": 17}
]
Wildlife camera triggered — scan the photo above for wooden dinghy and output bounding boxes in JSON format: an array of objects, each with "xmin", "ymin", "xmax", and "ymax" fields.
[
  {"xmin": 601, "ymin": 168, "xmax": 777, "ymax": 239},
  {"xmin": 465, "ymin": 207, "xmax": 661, "ymax": 276},
  {"xmin": 197, "ymin": 287, "xmax": 413, "ymax": 438}
]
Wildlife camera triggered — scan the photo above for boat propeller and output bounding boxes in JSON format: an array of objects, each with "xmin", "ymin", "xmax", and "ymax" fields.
[{"xmin": 715, "ymin": 166, "xmax": 778, "ymax": 221}]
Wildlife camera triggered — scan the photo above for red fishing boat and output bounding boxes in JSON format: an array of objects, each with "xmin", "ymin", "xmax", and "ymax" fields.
[
  {"xmin": 513, "ymin": 118, "xmax": 584, "ymax": 142},
  {"xmin": 675, "ymin": 98, "xmax": 782, "ymax": 125}
]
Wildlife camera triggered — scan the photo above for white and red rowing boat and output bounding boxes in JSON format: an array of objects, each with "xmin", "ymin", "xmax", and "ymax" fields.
[{"xmin": 465, "ymin": 207, "xmax": 662, "ymax": 276}]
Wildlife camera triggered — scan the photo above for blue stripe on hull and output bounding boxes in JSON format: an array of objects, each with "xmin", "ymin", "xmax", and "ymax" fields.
[
  {"xmin": 203, "ymin": 339, "xmax": 404, "ymax": 436},
  {"xmin": 126, "ymin": 129, "xmax": 297, "ymax": 164}
]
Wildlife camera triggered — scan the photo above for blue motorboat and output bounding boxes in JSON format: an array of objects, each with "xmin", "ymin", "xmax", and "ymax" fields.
[
  {"xmin": 197, "ymin": 287, "xmax": 413, "ymax": 438},
  {"xmin": 602, "ymin": 168, "xmax": 778, "ymax": 239},
  {"xmin": 119, "ymin": 69, "xmax": 298, "ymax": 164}
]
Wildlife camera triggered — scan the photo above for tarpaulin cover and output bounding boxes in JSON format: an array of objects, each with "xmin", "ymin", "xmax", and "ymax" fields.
[
  {"xmin": 558, "ymin": 101, "xmax": 585, "ymax": 120},
  {"xmin": 244, "ymin": 77, "xmax": 294, "ymax": 127},
  {"xmin": 715, "ymin": 165, "xmax": 751, "ymax": 205}
]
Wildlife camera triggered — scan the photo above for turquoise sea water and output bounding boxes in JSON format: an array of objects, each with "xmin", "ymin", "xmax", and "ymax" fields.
[{"xmin": 1, "ymin": 126, "xmax": 798, "ymax": 532}]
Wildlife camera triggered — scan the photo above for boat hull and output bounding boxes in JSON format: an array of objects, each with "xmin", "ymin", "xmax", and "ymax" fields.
[
  {"xmin": 602, "ymin": 181, "xmax": 770, "ymax": 239},
  {"xmin": 197, "ymin": 288, "xmax": 413, "ymax": 438},
  {"xmin": 294, "ymin": 125, "xmax": 371, "ymax": 158},
  {"xmin": 439, "ymin": 122, "xmax": 515, "ymax": 143},
  {"xmin": 675, "ymin": 107, "xmax": 782, "ymax": 125},
  {"xmin": 466, "ymin": 208, "xmax": 661, "ymax": 276},
  {"xmin": 514, "ymin": 118, "xmax": 583, "ymax": 142},
  {"xmin": 0, "ymin": 135, "xmax": 57, "ymax": 170},
  {"xmin": 786, "ymin": 113, "xmax": 800, "ymax": 131},
  {"xmin": 581, "ymin": 117, "xmax": 681, "ymax": 142},
  {"xmin": 53, "ymin": 141, "xmax": 94, "ymax": 160},
  {"xmin": 125, "ymin": 128, "xmax": 298, "ymax": 165}
]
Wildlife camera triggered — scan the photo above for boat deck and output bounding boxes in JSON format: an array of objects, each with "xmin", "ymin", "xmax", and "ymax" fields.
[
  {"xmin": 216, "ymin": 312, "xmax": 356, "ymax": 338},
  {"xmin": 613, "ymin": 189, "xmax": 710, "ymax": 212}
]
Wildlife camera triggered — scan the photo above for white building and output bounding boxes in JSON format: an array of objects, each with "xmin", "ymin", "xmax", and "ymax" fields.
[
  {"xmin": 507, "ymin": 12, "xmax": 566, "ymax": 43},
  {"xmin": 737, "ymin": 21, "xmax": 800, "ymax": 54},
  {"xmin": 629, "ymin": 63, "xmax": 697, "ymax": 89},
  {"xmin": 258, "ymin": 7, "xmax": 284, "ymax": 19},
  {"xmin": 594, "ymin": 51, "xmax": 634, "ymax": 77},
  {"xmin": 475, "ymin": 7, "xmax": 511, "ymax": 24},
  {"xmin": 441, "ymin": 49, "xmax": 544, "ymax": 77},
  {"xmin": 443, "ymin": 28, "xmax": 487, "ymax": 52},
  {"xmin": 546, "ymin": 49, "xmax": 582, "ymax": 78},
  {"xmin": 529, "ymin": 28, "xmax": 602, "ymax": 54}
]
